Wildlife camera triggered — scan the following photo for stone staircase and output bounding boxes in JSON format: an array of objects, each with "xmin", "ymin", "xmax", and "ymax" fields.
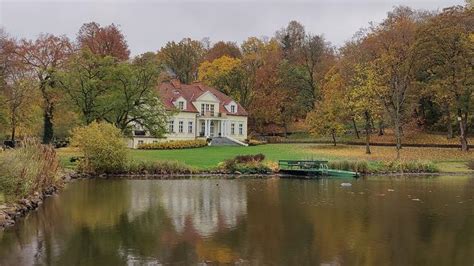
[{"xmin": 210, "ymin": 137, "xmax": 248, "ymax": 146}]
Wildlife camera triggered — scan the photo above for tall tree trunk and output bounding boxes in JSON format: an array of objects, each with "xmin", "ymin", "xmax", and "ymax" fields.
[
  {"xmin": 43, "ymin": 103, "xmax": 54, "ymax": 144},
  {"xmin": 394, "ymin": 119, "xmax": 402, "ymax": 160},
  {"xmin": 10, "ymin": 113, "xmax": 16, "ymax": 142},
  {"xmin": 364, "ymin": 111, "xmax": 371, "ymax": 154},
  {"xmin": 446, "ymin": 105, "xmax": 454, "ymax": 139},
  {"xmin": 10, "ymin": 126, "xmax": 15, "ymax": 143},
  {"xmin": 331, "ymin": 130, "xmax": 337, "ymax": 146},
  {"xmin": 352, "ymin": 118, "xmax": 360, "ymax": 139},
  {"xmin": 458, "ymin": 111, "xmax": 469, "ymax": 151},
  {"xmin": 378, "ymin": 120, "xmax": 384, "ymax": 136}
]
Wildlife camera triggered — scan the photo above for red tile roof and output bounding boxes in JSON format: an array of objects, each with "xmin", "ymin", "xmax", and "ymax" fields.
[{"xmin": 157, "ymin": 80, "xmax": 248, "ymax": 116}]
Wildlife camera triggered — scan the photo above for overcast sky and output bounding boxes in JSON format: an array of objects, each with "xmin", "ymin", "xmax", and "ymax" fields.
[{"xmin": 0, "ymin": 0, "xmax": 464, "ymax": 55}]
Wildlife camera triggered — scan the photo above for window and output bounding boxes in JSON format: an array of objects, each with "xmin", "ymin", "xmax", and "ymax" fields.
[
  {"xmin": 201, "ymin": 104, "xmax": 205, "ymax": 115},
  {"xmin": 138, "ymin": 140, "xmax": 144, "ymax": 145},
  {"xmin": 239, "ymin": 124, "xmax": 243, "ymax": 135},
  {"xmin": 168, "ymin": 120, "xmax": 174, "ymax": 133},
  {"xmin": 188, "ymin": 121, "xmax": 193, "ymax": 133},
  {"xmin": 178, "ymin": 101, "xmax": 185, "ymax": 110},
  {"xmin": 200, "ymin": 121, "xmax": 206, "ymax": 136},
  {"xmin": 178, "ymin": 120, "xmax": 184, "ymax": 133},
  {"xmin": 231, "ymin": 123, "xmax": 235, "ymax": 135},
  {"xmin": 230, "ymin": 105, "xmax": 236, "ymax": 113},
  {"xmin": 210, "ymin": 105, "xmax": 215, "ymax": 116},
  {"xmin": 153, "ymin": 140, "xmax": 158, "ymax": 144}
]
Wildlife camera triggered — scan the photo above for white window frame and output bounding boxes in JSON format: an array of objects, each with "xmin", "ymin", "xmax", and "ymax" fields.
[
  {"xmin": 168, "ymin": 120, "xmax": 174, "ymax": 133},
  {"xmin": 231, "ymin": 123, "xmax": 235, "ymax": 135},
  {"xmin": 178, "ymin": 120, "xmax": 184, "ymax": 133},
  {"xmin": 239, "ymin": 123, "xmax": 243, "ymax": 135},
  {"xmin": 178, "ymin": 101, "xmax": 185, "ymax": 110},
  {"xmin": 230, "ymin": 105, "xmax": 236, "ymax": 113},
  {"xmin": 210, "ymin": 104, "xmax": 215, "ymax": 116},
  {"xmin": 201, "ymin": 121, "xmax": 205, "ymax": 135},
  {"xmin": 188, "ymin": 121, "xmax": 193, "ymax": 133}
]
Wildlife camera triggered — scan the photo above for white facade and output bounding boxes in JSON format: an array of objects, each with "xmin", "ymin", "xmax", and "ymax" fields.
[{"xmin": 129, "ymin": 89, "xmax": 248, "ymax": 148}]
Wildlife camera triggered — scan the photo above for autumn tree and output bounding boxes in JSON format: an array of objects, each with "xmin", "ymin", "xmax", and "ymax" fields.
[
  {"xmin": 415, "ymin": 6, "xmax": 473, "ymax": 151},
  {"xmin": 276, "ymin": 20, "xmax": 306, "ymax": 62},
  {"xmin": 365, "ymin": 7, "xmax": 422, "ymax": 159},
  {"xmin": 306, "ymin": 69, "xmax": 347, "ymax": 146},
  {"xmin": 0, "ymin": 28, "xmax": 8, "ymax": 89},
  {"xmin": 246, "ymin": 40, "xmax": 287, "ymax": 133},
  {"xmin": 204, "ymin": 41, "xmax": 241, "ymax": 62},
  {"xmin": 276, "ymin": 21, "xmax": 333, "ymax": 113},
  {"xmin": 157, "ymin": 38, "xmax": 206, "ymax": 84},
  {"xmin": 15, "ymin": 34, "xmax": 72, "ymax": 144},
  {"xmin": 347, "ymin": 64, "xmax": 383, "ymax": 154},
  {"xmin": 77, "ymin": 22, "xmax": 130, "ymax": 60},
  {"xmin": 1, "ymin": 34, "xmax": 38, "ymax": 141},
  {"xmin": 198, "ymin": 56, "xmax": 253, "ymax": 107}
]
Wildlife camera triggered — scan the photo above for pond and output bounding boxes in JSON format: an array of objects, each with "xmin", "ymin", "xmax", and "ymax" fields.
[{"xmin": 0, "ymin": 177, "xmax": 473, "ymax": 265}]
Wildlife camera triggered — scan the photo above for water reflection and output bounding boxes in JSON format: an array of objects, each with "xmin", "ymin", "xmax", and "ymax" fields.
[
  {"xmin": 0, "ymin": 177, "xmax": 472, "ymax": 265},
  {"xmin": 156, "ymin": 180, "xmax": 247, "ymax": 236}
]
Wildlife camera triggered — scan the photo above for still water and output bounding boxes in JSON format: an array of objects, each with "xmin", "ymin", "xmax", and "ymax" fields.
[{"xmin": 0, "ymin": 177, "xmax": 473, "ymax": 265}]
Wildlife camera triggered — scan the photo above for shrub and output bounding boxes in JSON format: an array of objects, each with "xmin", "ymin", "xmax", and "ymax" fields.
[
  {"xmin": 0, "ymin": 139, "xmax": 61, "ymax": 202},
  {"xmin": 466, "ymin": 160, "xmax": 474, "ymax": 170},
  {"xmin": 247, "ymin": 139, "xmax": 267, "ymax": 146},
  {"xmin": 219, "ymin": 154, "xmax": 272, "ymax": 174},
  {"xmin": 70, "ymin": 122, "xmax": 128, "ymax": 174},
  {"xmin": 234, "ymin": 154, "xmax": 265, "ymax": 163},
  {"xmin": 381, "ymin": 160, "xmax": 438, "ymax": 173},
  {"xmin": 328, "ymin": 160, "xmax": 369, "ymax": 174},
  {"xmin": 138, "ymin": 139, "xmax": 207, "ymax": 150},
  {"xmin": 126, "ymin": 160, "xmax": 197, "ymax": 175}
]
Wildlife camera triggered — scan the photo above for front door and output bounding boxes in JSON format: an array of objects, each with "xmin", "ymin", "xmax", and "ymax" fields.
[{"xmin": 210, "ymin": 121, "xmax": 215, "ymax": 137}]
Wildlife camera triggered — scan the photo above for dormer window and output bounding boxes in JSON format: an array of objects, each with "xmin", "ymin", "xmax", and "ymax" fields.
[
  {"xmin": 230, "ymin": 105, "xmax": 236, "ymax": 113},
  {"xmin": 173, "ymin": 97, "xmax": 186, "ymax": 110}
]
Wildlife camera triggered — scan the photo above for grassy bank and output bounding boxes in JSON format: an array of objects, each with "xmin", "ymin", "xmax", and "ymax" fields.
[
  {"xmin": 57, "ymin": 143, "xmax": 474, "ymax": 174},
  {"xmin": 0, "ymin": 140, "xmax": 62, "ymax": 203}
]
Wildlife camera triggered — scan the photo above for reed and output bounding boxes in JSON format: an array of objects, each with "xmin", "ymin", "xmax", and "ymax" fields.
[{"xmin": 0, "ymin": 139, "xmax": 61, "ymax": 202}]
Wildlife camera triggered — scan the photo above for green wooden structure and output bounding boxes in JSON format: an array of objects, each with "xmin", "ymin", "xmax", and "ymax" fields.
[{"xmin": 278, "ymin": 160, "xmax": 359, "ymax": 178}]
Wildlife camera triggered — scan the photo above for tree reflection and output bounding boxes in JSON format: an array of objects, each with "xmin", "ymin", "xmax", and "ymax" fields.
[{"xmin": 0, "ymin": 177, "xmax": 472, "ymax": 265}]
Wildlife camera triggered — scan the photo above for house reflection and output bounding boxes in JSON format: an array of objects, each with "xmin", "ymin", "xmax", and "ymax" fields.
[
  {"xmin": 158, "ymin": 180, "xmax": 247, "ymax": 237},
  {"xmin": 127, "ymin": 179, "xmax": 247, "ymax": 237}
]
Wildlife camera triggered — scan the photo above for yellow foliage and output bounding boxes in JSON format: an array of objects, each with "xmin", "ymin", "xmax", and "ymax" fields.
[
  {"xmin": 198, "ymin": 56, "xmax": 241, "ymax": 84},
  {"xmin": 138, "ymin": 139, "xmax": 207, "ymax": 150},
  {"xmin": 70, "ymin": 122, "xmax": 128, "ymax": 173}
]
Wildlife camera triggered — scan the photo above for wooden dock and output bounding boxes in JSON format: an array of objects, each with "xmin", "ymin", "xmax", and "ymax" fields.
[{"xmin": 278, "ymin": 160, "xmax": 359, "ymax": 178}]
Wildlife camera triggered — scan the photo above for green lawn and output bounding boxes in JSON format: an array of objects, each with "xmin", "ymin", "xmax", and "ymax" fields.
[
  {"xmin": 57, "ymin": 143, "xmax": 474, "ymax": 173},
  {"xmin": 130, "ymin": 144, "xmax": 320, "ymax": 169}
]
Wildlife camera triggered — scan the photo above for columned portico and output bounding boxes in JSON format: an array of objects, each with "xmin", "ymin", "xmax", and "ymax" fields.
[{"xmin": 200, "ymin": 119, "xmax": 229, "ymax": 138}]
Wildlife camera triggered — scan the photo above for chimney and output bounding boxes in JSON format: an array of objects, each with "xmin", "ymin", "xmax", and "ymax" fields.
[{"xmin": 171, "ymin": 79, "xmax": 181, "ymax": 88}]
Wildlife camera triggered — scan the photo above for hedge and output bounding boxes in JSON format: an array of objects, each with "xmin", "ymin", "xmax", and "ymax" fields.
[{"xmin": 138, "ymin": 139, "xmax": 208, "ymax": 150}]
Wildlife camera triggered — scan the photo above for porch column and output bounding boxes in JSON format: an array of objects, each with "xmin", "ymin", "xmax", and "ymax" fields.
[
  {"xmin": 222, "ymin": 121, "xmax": 226, "ymax": 137},
  {"xmin": 205, "ymin": 119, "xmax": 209, "ymax": 137},
  {"xmin": 206, "ymin": 119, "xmax": 211, "ymax": 137}
]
